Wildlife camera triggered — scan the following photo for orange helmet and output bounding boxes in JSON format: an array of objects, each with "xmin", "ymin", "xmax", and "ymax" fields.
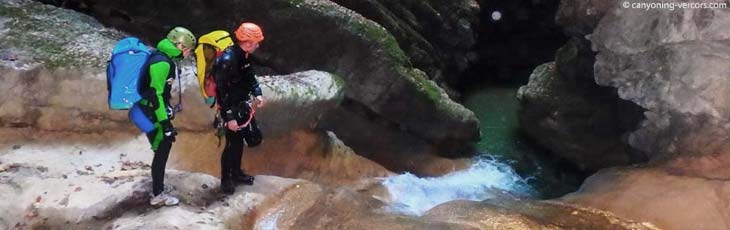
[{"xmin": 234, "ymin": 22, "xmax": 264, "ymax": 43}]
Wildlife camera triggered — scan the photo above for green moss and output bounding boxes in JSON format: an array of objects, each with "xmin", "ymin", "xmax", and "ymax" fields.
[
  {"xmin": 0, "ymin": 2, "xmax": 25, "ymax": 18},
  {"xmin": 556, "ymin": 41, "xmax": 577, "ymax": 63},
  {"xmin": 329, "ymin": 73, "xmax": 346, "ymax": 101},
  {"xmin": 277, "ymin": 0, "xmax": 471, "ymax": 120},
  {"xmin": 522, "ymin": 62, "xmax": 563, "ymax": 109},
  {"xmin": 396, "ymin": 66, "xmax": 477, "ymax": 121},
  {"xmin": 398, "ymin": 66, "xmax": 442, "ymax": 104},
  {"xmin": 294, "ymin": 2, "xmax": 453, "ymax": 113},
  {"xmin": 277, "ymin": 0, "xmax": 431, "ymax": 103},
  {"xmin": 293, "ymin": 0, "xmax": 409, "ymax": 66},
  {"xmin": 330, "ymin": 73, "xmax": 345, "ymax": 89},
  {"xmin": 273, "ymin": 86, "xmax": 282, "ymax": 94},
  {"xmin": 305, "ymin": 87, "xmax": 316, "ymax": 97},
  {"xmin": 555, "ymin": 41, "xmax": 577, "ymax": 72},
  {"xmin": 0, "ymin": 0, "xmax": 122, "ymax": 69},
  {"xmin": 348, "ymin": 19, "xmax": 409, "ymax": 65}
]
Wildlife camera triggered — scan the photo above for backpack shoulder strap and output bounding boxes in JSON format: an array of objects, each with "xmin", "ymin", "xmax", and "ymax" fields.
[
  {"xmin": 147, "ymin": 50, "xmax": 184, "ymax": 112},
  {"xmin": 146, "ymin": 51, "xmax": 171, "ymax": 67}
]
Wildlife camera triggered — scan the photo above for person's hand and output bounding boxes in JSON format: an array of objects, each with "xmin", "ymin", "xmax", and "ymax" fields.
[
  {"xmin": 254, "ymin": 95, "xmax": 265, "ymax": 108},
  {"xmin": 166, "ymin": 105, "xmax": 175, "ymax": 120},
  {"xmin": 226, "ymin": 120, "xmax": 239, "ymax": 131},
  {"xmin": 160, "ymin": 119, "xmax": 177, "ymax": 142}
]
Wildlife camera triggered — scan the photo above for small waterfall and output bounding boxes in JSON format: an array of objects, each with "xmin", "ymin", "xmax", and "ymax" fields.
[{"xmin": 381, "ymin": 155, "xmax": 535, "ymax": 216}]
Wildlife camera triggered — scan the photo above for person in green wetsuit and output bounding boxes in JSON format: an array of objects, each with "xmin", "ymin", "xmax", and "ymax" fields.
[{"xmin": 137, "ymin": 27, "xmax": 196, "ymax": 206}]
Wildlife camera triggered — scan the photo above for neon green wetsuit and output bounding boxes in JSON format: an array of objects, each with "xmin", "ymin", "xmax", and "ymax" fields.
[
  {"xmin": 138, "ymin": 38, "xmax": 181, "ymax": 150},
  {"xmin": 137, "ymin": 38, "xmax": 182, "ymax": 196}
]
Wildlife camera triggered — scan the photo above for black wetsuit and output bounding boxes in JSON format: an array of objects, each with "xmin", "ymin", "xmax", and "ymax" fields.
[{"xmin": 213, "ymin": 45, "xmax": 263, "ymax": 190}]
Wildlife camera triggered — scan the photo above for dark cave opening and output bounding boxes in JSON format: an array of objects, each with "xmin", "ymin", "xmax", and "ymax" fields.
[{"xmin": 462, "ymin": 0, "xmax": 568, "ymax": 88}]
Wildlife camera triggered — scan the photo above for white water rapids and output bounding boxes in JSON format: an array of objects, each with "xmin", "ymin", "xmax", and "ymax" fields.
[{"xmin": 381, "ymin": 156, "xmax": 535, "ymax": 216}]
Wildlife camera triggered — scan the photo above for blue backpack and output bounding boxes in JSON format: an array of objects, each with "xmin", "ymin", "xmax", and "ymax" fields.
[
  {"xmin": 107, "ymin": 37, "xmax": 151, "ymax": 110},
  {"xmin": 107, "ymin": 37, "xmax": 158, "ymax": 133}
]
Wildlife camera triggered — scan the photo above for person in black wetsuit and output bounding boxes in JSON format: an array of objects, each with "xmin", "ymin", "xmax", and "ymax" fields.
[{"xmin": 213, "ymin": 22, "xmax": 266, "ymax": 194}]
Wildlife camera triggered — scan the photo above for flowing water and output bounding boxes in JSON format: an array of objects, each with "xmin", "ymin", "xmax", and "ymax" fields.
[
  {"xmin": 381, "ymin": 156, "xmax": 535, "ymax": 216},
  {"xmin": 382, "ymin": 84, "xmax": 583, "ymax": 216}
]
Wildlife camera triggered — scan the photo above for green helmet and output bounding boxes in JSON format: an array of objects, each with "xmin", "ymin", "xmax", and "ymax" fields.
[{"xmin": 167, "ymin": 27, "xmax": 196, "ymax": 49}]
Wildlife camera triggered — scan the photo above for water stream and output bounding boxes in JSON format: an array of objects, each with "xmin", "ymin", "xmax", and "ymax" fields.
[
  {"xmin": 382, "ymin": 84, "xmax": 583, "ymax": 216},
  {"xmin": 381, "ymin": 156, "xmax": 534, "ymax": 216}
]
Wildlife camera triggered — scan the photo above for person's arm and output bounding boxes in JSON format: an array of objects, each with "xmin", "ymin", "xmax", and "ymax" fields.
[
  {"xmin": 149, "ymin": 61, "xmax": 176, "ymax": 138},
  {"xmin": 245, "ymin": 65, "xmax": 265, "ymax": 107},
  {"xmin": 215, "ymin": 55, "xmax": 231, "ymax": 119},
  {"xmin": 149, "ymin": 62, "xmax": 170, "ymax": 122},
  {"xmin": 214, "ymin": 53, "xmax": 238, "ymax": 130},
  {"xmin": 248, "ymin": 75, "xmax": 262, "ymax": 97}
]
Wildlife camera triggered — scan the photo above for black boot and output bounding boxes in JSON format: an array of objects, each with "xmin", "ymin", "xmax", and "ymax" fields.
[
  {"xmin": 221, "ymin": 178, "xmax": 235, "ymax": 195},
  {"xmin": 232, "ymin": 170, "xmax": 255, "ymax": 185}
]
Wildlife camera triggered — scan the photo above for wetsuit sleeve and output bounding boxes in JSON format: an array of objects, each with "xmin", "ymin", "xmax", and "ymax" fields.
[
  {"xmin": 248, "ymin": 73, "xmax": 262, "ymax": 97},
  {"xmin": 149, "ymin": 62, "xmax": 170, "ymax": 122}
]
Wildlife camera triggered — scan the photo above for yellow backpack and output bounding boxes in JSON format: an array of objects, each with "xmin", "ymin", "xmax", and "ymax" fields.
[{"xmin": 195, "ymin": 30, "xmax": 234, "ymax": 106}]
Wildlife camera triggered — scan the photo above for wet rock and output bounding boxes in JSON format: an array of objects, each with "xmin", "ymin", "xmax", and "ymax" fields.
[
  {"xmin": 120, "ymin": 161, "xmax": 149, "ymax": 171},
  {"xmin": 171, "ymin": 130, "xmax": 395, "ymax": 187},
  {"xmin": 330, "ymin": 0, "xmax": 480, "ymax": 91},
  {"xmin": 0, "ymin": 0, "xmax": 123, "ymax": 69},
  {"xmin": 250, "ymin": 70, "xmax": 345, "ymax": 138},
  {"xmin": 562, "ymin": 156, "xmax": 730, "ymax": 230},
  {"xmin": 518, "ymin": 3, "xmax": 646, "ymax": 171},
  {"xmin": 592, "ymin": 0, "xmax": 730, "ymax": 158},
  {"xmin": 517, "ymin": 53, "xmax": 645, "ymax": 171},
  {"xmin": 106, "ymin": 175, "xmax": 323, "ymax": 230},
  {"xmin": 556, "ymin": 0, "xmax": 618, "ymax": 36},
  {"xmin": 425, "ymin": 198, "xmax": 658, "ymax": 229},
  {"xmin": 548, "ymin": 3, "xmax": 730, "ymax": 230},
  {"xmin": 292, "ymin": 188, "xmax": 471, "ymax": 230},
  {"xmin": 0, "ymin": 129, "xmax": 662, "ymax": 229},
  {"xmin": 290, "ymin": 184, "xmax": 654, "ymax": 230},
  {"xmin": 319, "ymin": 100, "xmax": 473, "ymax": 175},
  {"xmin": 0, "ymin": 138, "xmax": 324, "ymax": 229},
  {"xmin": 0, "ymin": 169, "xmax": 150, "ymax": 227},
  {"xmin": 0, "ymin": 51, "xmax": 18, "ymax": 61},
  {"xmin": 0, "ymin": 0, "xmax": 130, "ymax": 133},
  {"xmin": 57, "ymin": 195, "xmax": 69, "ymax": 207}
]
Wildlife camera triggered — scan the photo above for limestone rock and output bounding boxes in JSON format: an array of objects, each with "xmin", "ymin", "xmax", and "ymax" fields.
[
  {"xmin": 425, "ymin": 198, "xmax": 658, "ymax": 230},
  {"xmin": 330, "ymin": 0, "xmax": 480, "ymax": 90},
  {"xmin": 517, "ymin": 41, "xmax": 645, "ymax": 171},
  {"xmin": 170, "ymin": 130, "xmax": 396, "ymax": 187},
  {"xmin": 556, "ymin": 0, "xmax": 618, "ymax": 36},
  {"xmin": 592, "ymin": 0, "xmax": 730, "ymax": 158},
  {"xmin": 563, "ymin": 157, "xmax": 730, "ymax": 230},
  {"xmin": 0, "ymin": 135, "xmax": 325, "ymax": 229}
]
